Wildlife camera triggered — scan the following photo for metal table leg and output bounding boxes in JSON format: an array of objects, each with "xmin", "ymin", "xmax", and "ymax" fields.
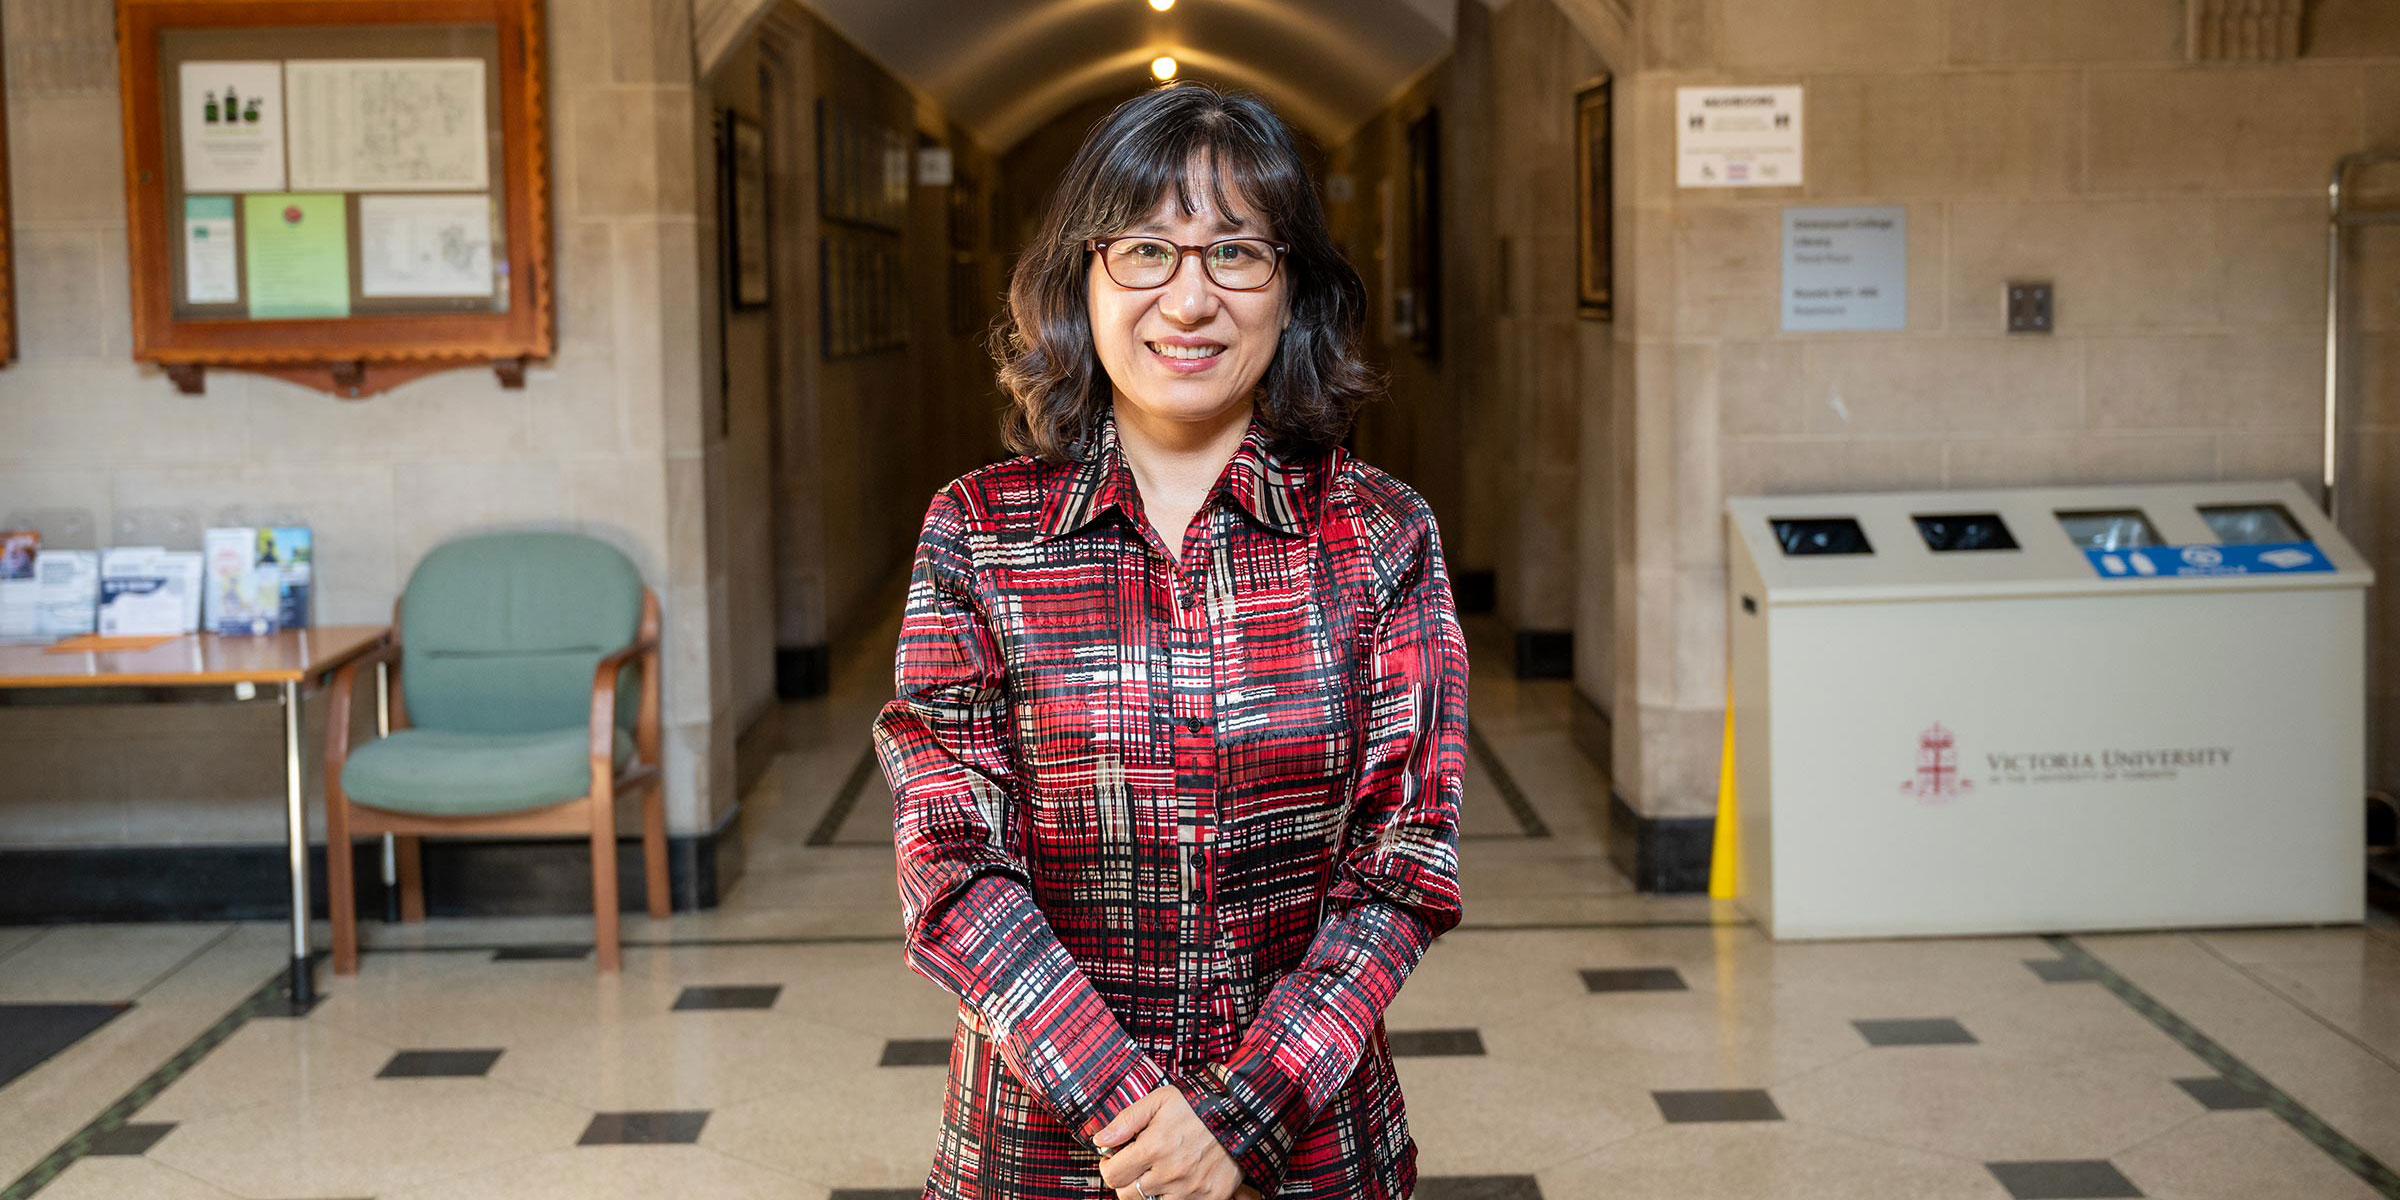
[
  {"xmin": 281, "ymin": 679, "xmax": 315, "ymax": 1010},
  {"xmin": 377, "ymin": 661, "xmax": 398, "ymax": 924}
]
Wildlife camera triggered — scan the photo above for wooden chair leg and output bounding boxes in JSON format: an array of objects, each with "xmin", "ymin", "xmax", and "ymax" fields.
[
  {"xmin": 324, "ymin": 788, "xmax": 359, "ymax": 976},
  {"xmin": 396, "ymin": 835, "xmax": 426, "ymax": 922},
  {"xmin": 589, "ymin": 794, "xmax": 622, "ymax": 972},
  {"xmin": 641, "ymin": 778, "xmax": 670, "ymax": 920}
]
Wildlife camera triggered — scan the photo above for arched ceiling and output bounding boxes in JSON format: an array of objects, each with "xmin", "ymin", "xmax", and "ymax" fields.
[{"xmin": 800, "ymin": 0, "xmax": 1459, "ymax": 152}]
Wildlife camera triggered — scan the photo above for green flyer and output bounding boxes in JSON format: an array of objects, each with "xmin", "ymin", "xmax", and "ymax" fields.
[{"xmin": 241, "ymin": 193, "xmax": 350, "ymax": 318}]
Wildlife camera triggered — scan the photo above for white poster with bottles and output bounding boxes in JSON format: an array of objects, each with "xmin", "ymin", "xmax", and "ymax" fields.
[{"xmin": 179, "ymin": 61, "xmax": 287, "ymax": 193}]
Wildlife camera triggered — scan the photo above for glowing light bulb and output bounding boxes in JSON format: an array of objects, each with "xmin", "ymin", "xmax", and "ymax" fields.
[
  {"xmin": 1151, "ymin": 55, "xmax": 1178, "ymax": 80},
  {"xmin": 1149, "ymin": 0, "xmax": 1174, "ymax": 10}
]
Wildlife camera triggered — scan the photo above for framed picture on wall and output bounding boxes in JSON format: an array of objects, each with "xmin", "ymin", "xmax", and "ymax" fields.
[
  {"xmin": 725, "ymin": 111, "xmax": 770, "ymax": 309},
  {"xmin": 1575, "ymin": 75, "xmax": 1613, "ymax": 321}
]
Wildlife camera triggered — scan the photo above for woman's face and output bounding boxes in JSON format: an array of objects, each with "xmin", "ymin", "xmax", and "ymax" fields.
[{"xmin": 1088, "ymin": 174, "xmax": 1290, "ymax": 433}]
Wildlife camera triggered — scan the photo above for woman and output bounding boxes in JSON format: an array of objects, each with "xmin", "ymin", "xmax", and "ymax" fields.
[{"xmin": 873, "ymin": 83, "xmax": 1466, "ymax": 1200}]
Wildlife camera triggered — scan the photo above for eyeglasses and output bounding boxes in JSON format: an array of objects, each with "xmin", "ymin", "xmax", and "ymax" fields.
[{"xmin": 1084, "ymin": 236, "xmax": 1290, "ymax": 291}]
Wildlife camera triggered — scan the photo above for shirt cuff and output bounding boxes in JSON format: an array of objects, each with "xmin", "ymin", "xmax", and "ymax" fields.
[{"xmin": 1078, "ymin": 1053, "xmax": 1170, "ymax": 1146}]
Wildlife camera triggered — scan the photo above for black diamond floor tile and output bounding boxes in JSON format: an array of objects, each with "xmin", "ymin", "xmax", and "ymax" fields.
[
  {"xmin": 1417, "ymin": 1176, "xmax": 1543, "ymax": 1200},
  {"xmin": 1388, "ymin": 1028, "xmax": 1486, "ymax": 1057},
  {"xmin": 0, "ymin": 1003, "xmax": 130, "ymax": 1089},
  {"xmin": 2175, "ymin": 1075, "xmax": 2268, "ymax": 1111},
  {"xmin": 493, "ymin": 944, "xmax": 593, "ymax": 961},
  {"xmin": 879, "ymin": 1038, "xmax": 953, "ymax": 1067},
  {"xmin": 1580, "ymin": 967, "xmax": 1688, "ymax": 993},
  {"xmin": 85, "ymin": 1122, "xmax": 176, "ymax": 1156},
  {"xmin": 1987, "ymin": 1160, "xmax": 2143, "ymax": 1199},
  {"xmin": 2026, "ymin": 958, "xmax": 2101, "ymax": 983},
  {"xmin": 1651, "ymin": 1088, "xmax": 1783, "ymax": 1123},
  {"xmin": 378, "ymin": 1049, "xmax": 503, "ymax": 1078},
  {"xmin": 579, "ymin": 1110, "xmax": 711, "ymax": 1145},
  {"xmin": 1854, "ymin": 1017, "xmax": 1977, "ymax": 1047},
  {"xmin": 673, "ymin": 985, "xmax": 782, "ymax": 1011}
]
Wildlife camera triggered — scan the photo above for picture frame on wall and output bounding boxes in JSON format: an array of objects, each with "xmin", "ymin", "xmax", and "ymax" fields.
[
  {"xmin": 1575, "ymin": 75, "xmax": 1613, "ymax": 321},
  {"xmin": 725, "ymin": 111, "xmax": 770, "ymax": 309}
]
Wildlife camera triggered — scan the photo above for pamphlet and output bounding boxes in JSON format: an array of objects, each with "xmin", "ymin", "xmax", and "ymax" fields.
[
  {"xmin": 0, "ymin": 531, "xmax": 38, "ymax": 639},
  {"xmin": 98, "ymin": 547, "xmax": 191, "ymax": 637},
  {"xmin": 33, "ymin": 550, "xmax": 99, "ymax": 637},
  {"xmin": 204, "ymin": 527, "xmax": 280, "ymax": 635},
  {"xmin": 267, "ymin": 527, "xmax": 312, "ymax": 629}
]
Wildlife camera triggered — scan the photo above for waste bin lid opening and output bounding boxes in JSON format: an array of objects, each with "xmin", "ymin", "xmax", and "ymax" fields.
[
  {"xmin": 1914, "ymin": 512, "xmax": 2020, "ymax": 553},
  {"xmin": 1771, "ymin": 516, "xmax": 1873, "ymax": 556},
  {"xmin": 2199, "ymin": 503, "xmax": 2308, "ymax": 546},
  {"xmin": 2056, "ymin": 508, "xmax": 2160, "ymax": 551}
]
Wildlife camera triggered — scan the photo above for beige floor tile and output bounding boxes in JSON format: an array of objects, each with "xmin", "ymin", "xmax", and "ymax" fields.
[
  {"xmin": 0, "ymin": 926, "xmax": 46, "ymax": 963},
  {"xmin": 385, "ymin": 1144, "xmax": 823, "ymax": 1200},
  {"xmin": 142, "ymin": 1013, "xmax": 399, "ymax": 1121},
  {"xmin": 307, "ymin": 949, "xmax": 687, "ymax": 1047},
  {"xmin": 0, "ymin": 923, "xmax": 236, "ymax": 1002},
  {"xmin": 2192, "ymin": 925, "xmax": 2400, "ymax": 967},
  {"xmin": 1480, "ymin": 986, "xmax": 1869, "ymax": 1091},
  {"xmin": 149, "ymin": 1076, "xmax": 590, "ymax": 1197},
  {"xmin": 1774, "ymin": 1049, "xmax": 2198, "ymax": 1161},
  {"xmin": 31, "ymin": 1156, "xmax": 241, "ymax": 1200},
  {"xmin": 490, "ymin": 1008, "xmax": 884, "ymax": 1111},
  {"xmin": 1398, "ymin": 1051, "xmax": 1659, "ymax": 1175},
  {"xmin": 639, "ymin": 941, "xmax": 962, "ymax": 1042},
  {"xmin": 703, "ymin": 1060, "xmax": 949, "ymax": 1188},
  {"xmin": 2244, "ymin": 957, "xmax": 2400, "ymax": 1062},
  {"xmin": 1540, "ymin": 1121, "xmax": 2008, "ymax": 1200},
  {"xmin": 1948, "ymin": 982, "xmax": 2212, "ymax": 1078},
  {"xmin": 2116, "ymin": 1110, "xmax": 2386, "ymax": 1200}
]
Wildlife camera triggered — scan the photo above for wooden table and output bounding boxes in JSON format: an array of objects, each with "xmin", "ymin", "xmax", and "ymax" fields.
[{"xmin": 0, "ymin": 626, "xmax": 393, "ymax": 1009}]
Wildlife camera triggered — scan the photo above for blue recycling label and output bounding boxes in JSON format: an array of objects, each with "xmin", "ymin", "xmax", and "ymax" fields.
[{"xmin": 2084, "ymin": 541, "xmax": 2333, "ymax": 579}]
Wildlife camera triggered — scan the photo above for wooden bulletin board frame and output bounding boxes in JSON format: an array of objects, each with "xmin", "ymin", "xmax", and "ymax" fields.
[
  {"xmin": 0, "ymin": 17, "xmax": 16, "ymax": 366},
  {"xmin": 115, "ymin": 0, "xmax": 551, "ymax": 399},
  {"xmin": 1574, "ymin": 75, "xmax": 1613, "ymax": 322}
]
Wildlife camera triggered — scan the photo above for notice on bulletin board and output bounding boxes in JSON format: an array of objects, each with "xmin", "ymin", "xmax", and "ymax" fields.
[
  {"xmin": 178, "ymin": 61, "xmax": 287, "ymax": 192},
  {"xmin": 359, "ymin": 194, "xmax": 494, "ymax": 297},
  {"xmin": 1677, "ymin": 86, "xmax": 1801, "ymax": 188},
  {"xmin": 285, "ymin": 59, "xmax": 490, "ymax": 191},
  {"xmin": 183, "ymin": 196, "xmax": 240, "ymax": 304},
  {"xmin": 242, "ymin": 194, "xmax": 351, "ymax": 319}
]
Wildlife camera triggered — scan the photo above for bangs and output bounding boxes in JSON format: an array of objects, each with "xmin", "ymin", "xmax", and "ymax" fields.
[{"xmin": 1074, "ymin": 115, "xmax": 1297, "ymax": 240}]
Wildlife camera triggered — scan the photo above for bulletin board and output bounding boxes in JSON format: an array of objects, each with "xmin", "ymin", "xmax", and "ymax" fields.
[{"xmin": 115, "ymin": 0, "xmax": 551, "ymax": 398}]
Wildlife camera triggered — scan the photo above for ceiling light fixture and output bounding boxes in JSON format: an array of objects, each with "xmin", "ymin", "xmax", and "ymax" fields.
[
  {"xmin": 1151, "ymin": 55, "xmax": 1178, "ymax": 80},
  {"xmin": 1149, "ymin": 0, "xmax": 1174, "ymax": 11}
]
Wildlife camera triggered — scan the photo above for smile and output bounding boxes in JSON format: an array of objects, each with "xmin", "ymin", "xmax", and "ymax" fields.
[{"xmin": 1147, "ymin": 341, "xmax": 1225, "ymax": 361}]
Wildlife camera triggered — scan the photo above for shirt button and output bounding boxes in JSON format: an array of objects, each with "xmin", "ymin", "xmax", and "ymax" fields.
[
  {"xmin": 1180, "ymin": 591, "xmax": 1199, "ymax": 610},
  {"xmin": 1182, "ymin": 717, "xmax": 1205, "ymax": 734}
]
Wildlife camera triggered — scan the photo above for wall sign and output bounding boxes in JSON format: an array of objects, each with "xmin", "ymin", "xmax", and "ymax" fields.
[
  {"xmin": 1780, "ymin": 205, "xmax": 1905, "ymax": 332},
  {"xmin": 1675, "ymin": 85, "xmax": 1800, "ymax": 188},
  {"xmin": 2085, "ymin": 542, "xmax": 2334, "ymax": 580}
]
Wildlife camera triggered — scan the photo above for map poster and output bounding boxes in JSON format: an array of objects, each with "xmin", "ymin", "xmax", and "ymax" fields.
[
  {"xmin": 285, "ymin": 59, "xmax": 489, "ymax": 191},
  {"xmin": 241, "ymin": 194, "xmax": 351, "ymax": 319},
  {"xmin": 178, "ymin": 61, "xmax": 286, "ymax": 192},
  {"xmin": 359, "ymin": 194, "xmax": 494, "ymax": 297}
]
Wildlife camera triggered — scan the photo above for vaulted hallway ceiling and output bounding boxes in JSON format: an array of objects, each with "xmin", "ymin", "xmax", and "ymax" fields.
[{"xmin": 801, "ymin": 0, "xmax": 1459, "ymax": 150}]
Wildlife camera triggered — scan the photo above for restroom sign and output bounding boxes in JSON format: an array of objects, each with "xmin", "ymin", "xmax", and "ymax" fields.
[{"xmin": 1677, "ymin": 86, "xmax": 1802, "ymax": 188}]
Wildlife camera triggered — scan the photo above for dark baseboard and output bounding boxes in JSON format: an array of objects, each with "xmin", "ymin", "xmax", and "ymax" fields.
[
  {"xmin": 1514, "ymin": 629, "xmax": 1574, "ymax": 679},
  {"xmin": 0, "ymin": 807, "xmax": 747, "ymax": 924},
  {"xmin": 775, "ymin": 644, "xmax": 830, "ymax": 699},
  {"xmin": 1608, "ymin": 789, "xmax": 1713, "ymax": 894},
  {"xmin": 1570, "ymin": 689, "xmax": 1611, "ymax": 778},
  {"xmin": 1451, "ymin": 568, "xmax": 1496, "ymax": 614}
]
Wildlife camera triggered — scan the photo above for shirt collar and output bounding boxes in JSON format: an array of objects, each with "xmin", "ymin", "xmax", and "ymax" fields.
[{"xmin": 1035, "ymin": 408, "xmax": 1318, "ymax": 543}]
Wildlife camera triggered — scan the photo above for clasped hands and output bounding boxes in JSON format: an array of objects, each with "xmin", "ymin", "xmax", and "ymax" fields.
[{"xmin": 1094, "ymin": 1084, "xmax": 1262, "ymax": 1200}]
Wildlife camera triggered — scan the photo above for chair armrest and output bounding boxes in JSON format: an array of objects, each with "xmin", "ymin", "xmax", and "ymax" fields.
[
  {"xmin": 324, "ymin": 639, "xmax": 401, "ymax": 775},
  {"xmin": 589, "ymin": 633, "xmax": 661, "ymax": 767}
]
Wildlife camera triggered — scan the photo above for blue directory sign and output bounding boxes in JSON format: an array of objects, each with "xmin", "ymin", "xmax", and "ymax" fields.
[
  {"xmin": 1782, "ymin": 206, "xmax": 1907, "ymax": 332},
  {"xmin": 2085, "ymin": 542, "xmax": 2334, "ymax": 580}
]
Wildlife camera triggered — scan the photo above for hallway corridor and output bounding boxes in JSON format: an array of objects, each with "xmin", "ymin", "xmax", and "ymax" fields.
[{"xmin": 4, "ymin": 617, "xmax": 2397, "ymax": 1200}]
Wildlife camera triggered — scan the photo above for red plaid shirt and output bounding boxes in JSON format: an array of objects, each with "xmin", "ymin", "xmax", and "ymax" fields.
[{"xmin": 874, "ymin": 409, "xmax": 1468, "ymax": 1199}]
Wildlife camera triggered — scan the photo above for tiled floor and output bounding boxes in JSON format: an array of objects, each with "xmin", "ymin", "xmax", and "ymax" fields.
[{"xmin": 4, "ymin": 611, "xmax": 2399, "ymax": 1199}]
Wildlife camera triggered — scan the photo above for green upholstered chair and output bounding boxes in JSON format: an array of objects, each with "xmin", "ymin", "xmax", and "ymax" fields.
[{"xmin": 321, "ymin": 532, "xmax": 666, "ymax": 974}]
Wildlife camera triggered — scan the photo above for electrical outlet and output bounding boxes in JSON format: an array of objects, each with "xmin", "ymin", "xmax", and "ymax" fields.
[{"xmin": 2006, "ymin": 281, "xmax": 2053, "ymax": 334}]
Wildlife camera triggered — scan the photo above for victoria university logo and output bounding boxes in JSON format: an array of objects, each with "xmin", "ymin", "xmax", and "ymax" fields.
[{"xmin": 1900, "ymin": 723, "xmax": 1973, "ymax": 802}]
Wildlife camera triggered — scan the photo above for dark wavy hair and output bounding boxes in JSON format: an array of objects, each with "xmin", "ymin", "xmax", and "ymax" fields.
[{"xmin": 991, "ymin": 83, "xmax": 1381, "ymax": 463}]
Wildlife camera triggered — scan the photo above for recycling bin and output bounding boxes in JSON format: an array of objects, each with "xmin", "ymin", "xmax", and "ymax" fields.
[{"xmin": 1725, "ymin": 480, "xmax": 2375, "ymax": 939}]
